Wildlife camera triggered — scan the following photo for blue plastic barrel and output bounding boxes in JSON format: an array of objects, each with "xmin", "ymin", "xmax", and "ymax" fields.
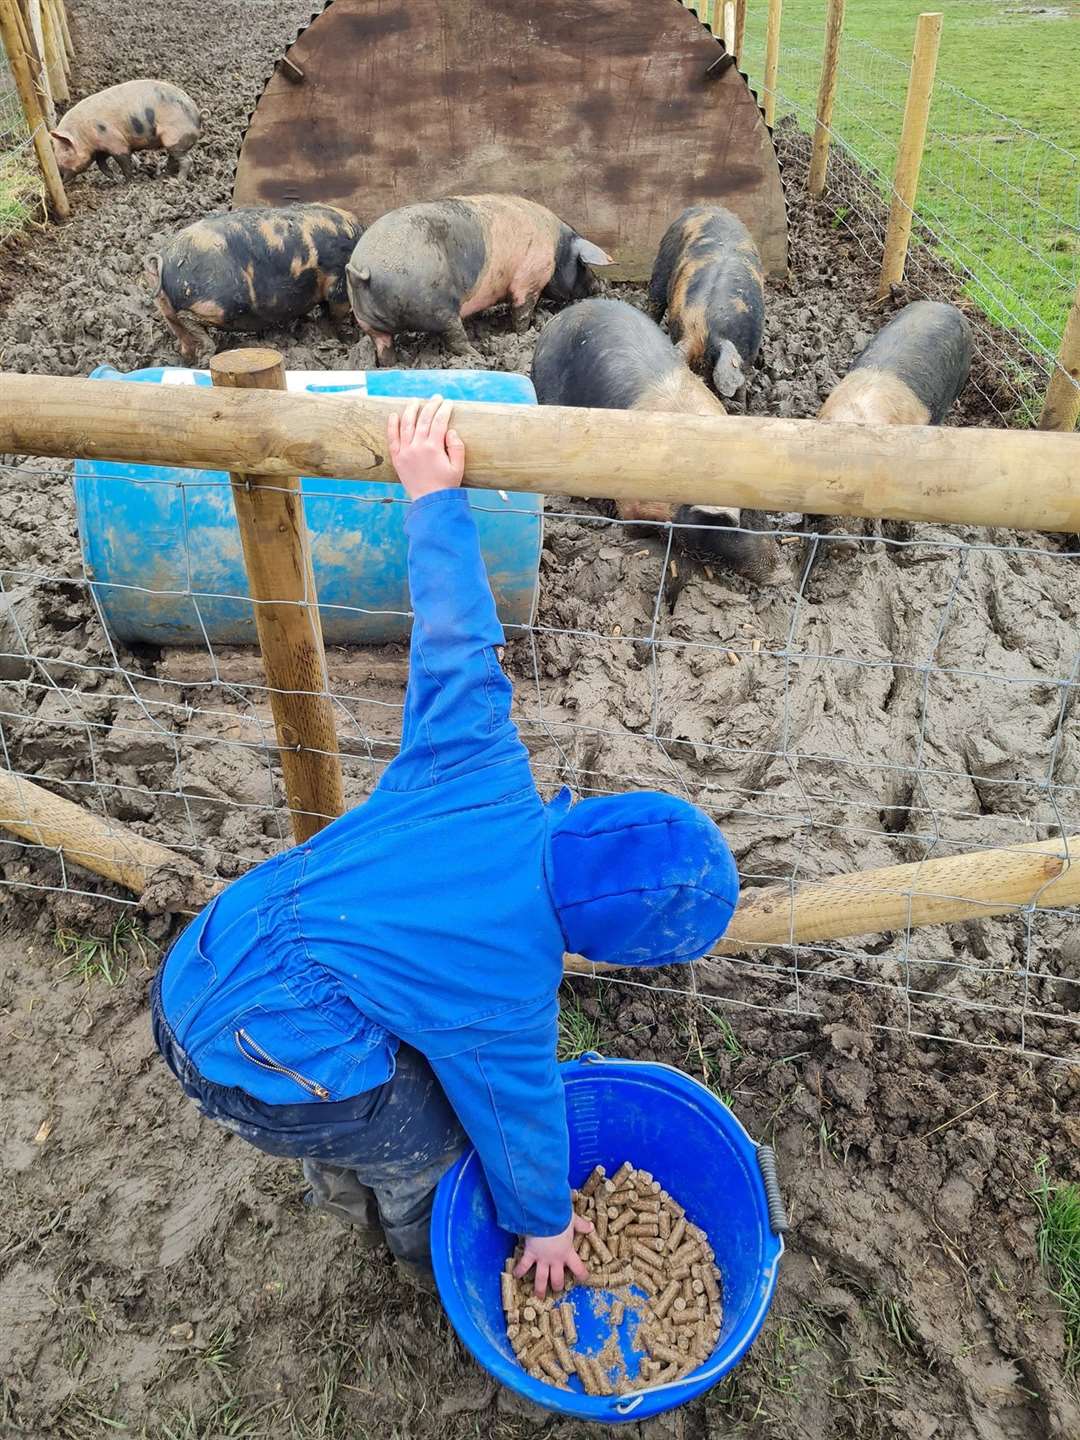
[
  {"xmin": 431, "ymin": 1052, "xmax": 786, "ymax": 1423},
  {"xmin": 72, "ymin": 366, "xmax": 543, "ymax": 647}
]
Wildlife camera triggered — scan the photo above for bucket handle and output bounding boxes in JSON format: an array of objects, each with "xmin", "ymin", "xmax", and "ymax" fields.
[{"xmin": 755, "ymin": 1144, "xmax": 789, "ymax": 1235}]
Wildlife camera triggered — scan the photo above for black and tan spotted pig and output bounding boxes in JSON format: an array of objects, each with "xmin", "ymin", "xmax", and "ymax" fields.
[
  {"xmin": 648, "ymin": 205, "xmax": 765, "ymax": 407},
  {"xmin": 145, "ymin": 205, "xmax": 362, "ymax": 363},
  {"xmin": 51, "ymin": 80, "xmax": 202, "ymax": 182}
]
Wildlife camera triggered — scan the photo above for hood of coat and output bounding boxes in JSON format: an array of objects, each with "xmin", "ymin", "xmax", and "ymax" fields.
[{"xmin": 543, "ymin": 788, "xmax": 739, "ymax": 967}]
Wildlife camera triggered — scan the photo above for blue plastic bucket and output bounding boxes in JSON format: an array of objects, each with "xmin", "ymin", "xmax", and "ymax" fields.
[
  {"xmin": 431, "ymin": 1052, "xmax": 786, "ymax": 1423},
  {"xmin": 72, "ymin": 366, "xmax": 543, "ymax": 648}
]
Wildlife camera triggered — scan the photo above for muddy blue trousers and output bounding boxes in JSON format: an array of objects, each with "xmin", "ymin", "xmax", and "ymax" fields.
[{"xmin": 150, "ymin": 971, "xmax": 467, "ymax": 1267}]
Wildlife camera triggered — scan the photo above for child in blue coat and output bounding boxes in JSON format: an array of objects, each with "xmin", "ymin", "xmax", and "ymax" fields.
[{"xmin": 151, "ymin": 395, "xmax": 739, "ymax": 1294}]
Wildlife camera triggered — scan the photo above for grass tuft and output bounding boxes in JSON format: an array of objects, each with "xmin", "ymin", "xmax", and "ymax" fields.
[
  {"xmin": 557, "ymin": 989, "xmax": 601, "ymax": 1061},
  {"xmin": 1034, "ymin": 1158, "xmax": 1080, "ymax": 1375},
  {"xmin": 55, "ymin": 914, "xmax": 157, "ymax": 987}
]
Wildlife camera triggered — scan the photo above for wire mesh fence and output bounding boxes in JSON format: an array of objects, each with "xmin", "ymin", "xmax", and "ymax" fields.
[
  {"xmin": 1, "ymin": 443, "xmax": 1078, "ymax": 1066},
  {"xmin": 687, "ymin": 1, "xmax": 1079, "ymax": 429}
]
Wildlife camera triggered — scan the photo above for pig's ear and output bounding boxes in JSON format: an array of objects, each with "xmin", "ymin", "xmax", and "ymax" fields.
[
  {"xmin": 350, "ymin": 266, "xmax": 371, "ymax": 284},
  {"xmin": 575, "ymin": 237, "xmax": 614, "ymax": 267},
  {"xmin": 50, "ymin": 131, "xmax": 74, "ymax": 154}
]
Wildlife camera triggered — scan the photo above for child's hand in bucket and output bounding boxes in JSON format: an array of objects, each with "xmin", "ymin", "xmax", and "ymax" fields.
[
  {"xmin": 387, "ymin": 395, "xmax": 466, "ymax": 501},
  {"xmin": 514, "ymin": 1213, "xmax": 594, "ymax": 1298}
]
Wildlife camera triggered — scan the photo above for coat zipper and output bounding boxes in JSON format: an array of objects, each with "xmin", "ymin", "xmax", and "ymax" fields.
[{"xmin": 234, "ymin": 1028, "xmax": 331, "ymax": 1100}]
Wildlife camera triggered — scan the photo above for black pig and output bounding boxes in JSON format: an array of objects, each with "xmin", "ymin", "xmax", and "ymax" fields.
[
  {"xmin": 531, "ymin": 298, "xmax": 780, "ymax": 584},
  {"xmin": 820, "ymin": 300, "xmax": 973, "ymax": 424}
]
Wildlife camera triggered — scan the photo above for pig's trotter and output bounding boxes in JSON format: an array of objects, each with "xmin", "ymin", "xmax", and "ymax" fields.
[
  {"xmin": 443, "ymin": 317, "xmax": 473, "ymax": 357},
  {"xmin": 373, "ymin": 332, "xmax": 398, "ymax": 369},
  {"xmin": 510, "ymin": 297, "xmax": 538, "ymax": 335},
  {"xmin": 115, "ymin": 153, "xmax": 134, "ymax": 182},
  {"xmin": 94, "ymin": 153, "xmax": 112, "ymax": 177}
]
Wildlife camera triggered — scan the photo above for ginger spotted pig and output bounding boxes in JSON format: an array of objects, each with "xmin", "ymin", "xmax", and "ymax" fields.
[
  {"xmin": 648, "ymin": 205, "xmax": 765, "ymax": 407},
  {"xmin": 51, "ymin": 80, "xmax": 202, "ymax": 182},
  {"xmin": 146, "ymin": 205, "xmax": 362, "ymax": 363},
  {"xmin": 531, "ymin": 297, "xmax": 780, "ymax": 585},
  {"xmin": 346, "ymin": 194, "xmax": 613, "ymax": 366}
]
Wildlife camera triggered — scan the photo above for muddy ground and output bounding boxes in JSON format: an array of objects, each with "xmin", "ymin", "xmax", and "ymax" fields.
[{"xmin": 1, "ymin": 0, "xmax": 1079, "ymax": 1437}]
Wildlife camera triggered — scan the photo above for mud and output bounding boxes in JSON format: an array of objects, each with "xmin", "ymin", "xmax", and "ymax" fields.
[{"xmin": 1, "ymin": 0, "xmax": 1079, "ymax": 1436}]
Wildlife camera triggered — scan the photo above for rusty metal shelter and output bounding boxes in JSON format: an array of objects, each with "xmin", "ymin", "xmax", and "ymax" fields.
[{"xmin": 233, "ymin": 0, "xmax": 788, "ymax": 281}]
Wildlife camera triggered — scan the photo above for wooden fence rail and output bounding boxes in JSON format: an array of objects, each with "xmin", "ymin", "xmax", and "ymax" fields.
[{"xmin": 0, "ymin": 369, "xmax": 1077, "ymax": 532}]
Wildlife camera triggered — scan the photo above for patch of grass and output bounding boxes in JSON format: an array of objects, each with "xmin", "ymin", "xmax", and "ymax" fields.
[
  {"xmin": 153, "ymin": 1398, "xmax": 278, "ymax": 1440},
  {"xmin": 0, "ymin": 147, "xmax": 41, "ymax": 237},
  {"xmin": 733, "ymin": 0, "xmax": 1080, "ymax": 370},
  {"xmin": 55, "ymin": 914, "xmax": 157, "ymax": 987},
  {"xmin": 557, "ymin": 989, "xmax": 601, "ymax": 1060},
  {"xmin": 1034, "ymin": 1158, "xmax": 1080, "ymax": 1374}
]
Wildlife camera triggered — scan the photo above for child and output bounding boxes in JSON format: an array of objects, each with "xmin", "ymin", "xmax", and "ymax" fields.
[{"xmin": 151, "ymin": 395, "xmax": 739, "ymax": 1295}]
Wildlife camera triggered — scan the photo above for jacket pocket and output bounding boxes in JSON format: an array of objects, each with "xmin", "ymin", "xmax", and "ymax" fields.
[
  {"xmin": 234, "ymin": 1024, "xmax": 331, "ymax": 1101},
  {"xmin": 159, "ymin": 896, "xmax": 221, "ymax": 1030}
]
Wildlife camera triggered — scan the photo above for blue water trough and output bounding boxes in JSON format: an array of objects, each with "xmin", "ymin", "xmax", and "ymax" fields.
[{"xmin": 73, "ymin": 366, "xmax": 543, "ymax": 647}]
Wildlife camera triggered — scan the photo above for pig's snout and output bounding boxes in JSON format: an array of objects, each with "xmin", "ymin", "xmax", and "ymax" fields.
[
  {"xmin": 675, "ymin": 505, "xmax": 781, "ymax": 583},
  {"xmin": 710, "ymin": 340, "xmax": 745, "ymax": 401}
]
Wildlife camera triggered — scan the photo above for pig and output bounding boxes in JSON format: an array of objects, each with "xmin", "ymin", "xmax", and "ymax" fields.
[
  {"xmin": 51, "ymin": 80, "xmax": 202, "ymax": 182},
  {"xmin": 648, "ymin": 205, "xmax": 765, "ymax": 406},
  {"xmin": 145, "ymin": 205, "xmax": 362, "ymax": 363},
  {"xmin": 531, "ymin": 297, "xmax": 780, "ymax": 584},
  {"xmin": 346, "ymin": 194, "xmax": 613, "ymax": 366},
  {"xmin": 804, "ymin": 301, "xmax": 974, "ymax": 579},
  {"xmin": 819, "ymin": 300, "xmax": 973, "ymax": 424}
]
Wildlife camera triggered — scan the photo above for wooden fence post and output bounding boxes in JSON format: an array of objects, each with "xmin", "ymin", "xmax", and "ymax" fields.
[
  {"xmin": 37, "ymin": 0, "xmax": 64, "ymax": 103},
  {"xmin": 209, "ymin": 349, "xmax": 344, "ymax": 844},
  {"xmin": 876, "ymin": 12, "xmax": 943, "ymax": 299},
  {"xmin": 763, "ymin": 0, "xmax": 782, "ymax": 127},
  {"xmin": 13, "ymin": 0, "xmax": 52, "ymax": 126},
  {"xmin": 734, "ymin": 0, "xmax": 747, "ymax": 58},
  {"xmin": 1038, "ymin": 281, "xmax": 1080, "ymax": 432},
  {"xmin": 48, "ymin": 0, "xmax": 69, "ymax": 81},
  {"xmin": 53, "ymin": 0, "xmax": 71, "ymax": 65},
  {"xmin": 807, "ymin": 0, "xmax": 845, "ymax": 199},
  {"xmin": 722, "ymin": 0, "xmax": 736, "ymax": 55},
  {"xmin": 0, "ymin": 0, "xmax": 69, "ymax": 220}
]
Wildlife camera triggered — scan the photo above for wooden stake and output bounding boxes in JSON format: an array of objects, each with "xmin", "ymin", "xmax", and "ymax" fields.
[
  {"xmin": 53, "ymin": 0, "xmax": 72, "ymax": 63},
  {"xmin": 37, "ymin": 0, "xmax": 65, "ymax": 104},
  {"xmin": 763, "ymin": 0, "xmax": 781, "ymax": 128},
  {"xmin": 20, "ymin": 0, "xmax": 54, "ymax": 127},
  {"xmin": 1038, "ymin": 280, "xmax": 1080, "ymax": 433},
  {"xmin": 722, "ymin": 0, "xmax": 736, "ymax": 54},
  {"xmin": 877, "ymin": 13, "xmax": 943, "ymax": 299},
  {"xmin": 209, "ymin": 349, "xmax": 344, "ymax": 844},
  {"xmin": 48, "ymin": 0, "xmax": 69, "ymax": 80},
  {"xmin": 1, "ymin": 371, "xmax": 1078, "ymax": 535},
  {"xmin": 0, "ymin": 0, "xmax": 69, "ymax": 220},
  {"xmin": 734, "ymin": 0, "xmax": 747, "ymax": 58},
  {"xmin": 807, "ymin": 0, "xmax": 845, "ymax": 198},
  {"xmin": 564, "ymin": 833, "xmax": 1080, "ymax": 971},
  {"xmin": 0, "ymin": 766, "xmax": 213, "ymax": 901}
]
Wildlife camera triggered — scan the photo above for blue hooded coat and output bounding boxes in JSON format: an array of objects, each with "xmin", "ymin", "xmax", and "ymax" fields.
[{"xmin": 157, "ymin": 488, "xmax": 739, "ymax": 1237}]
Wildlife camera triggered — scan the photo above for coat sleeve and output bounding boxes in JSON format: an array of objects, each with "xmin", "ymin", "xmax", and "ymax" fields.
[
  {"xmin": 378, "ymin": 489, "xmax": 531, "ymax": 792},
  {"xmin": 427, "ymin": 1015, "xmax": 573, "ymax": 1238}
]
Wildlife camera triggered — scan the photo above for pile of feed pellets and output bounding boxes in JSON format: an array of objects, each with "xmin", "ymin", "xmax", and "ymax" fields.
[{"xmin": 501, "ymin": 1161, "xmax": 723, "ymax": 1395}]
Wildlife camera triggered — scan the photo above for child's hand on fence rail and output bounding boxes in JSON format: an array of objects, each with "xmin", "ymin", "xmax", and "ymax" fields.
[{"xmin": 387, "ymin": 395, "xmax": 466, "ymax": 501}]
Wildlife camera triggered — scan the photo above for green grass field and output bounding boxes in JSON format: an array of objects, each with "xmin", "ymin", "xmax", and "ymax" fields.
[{"xmin": 730, "ymin": 0, "xmax": 1079, "ymax": 361}]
